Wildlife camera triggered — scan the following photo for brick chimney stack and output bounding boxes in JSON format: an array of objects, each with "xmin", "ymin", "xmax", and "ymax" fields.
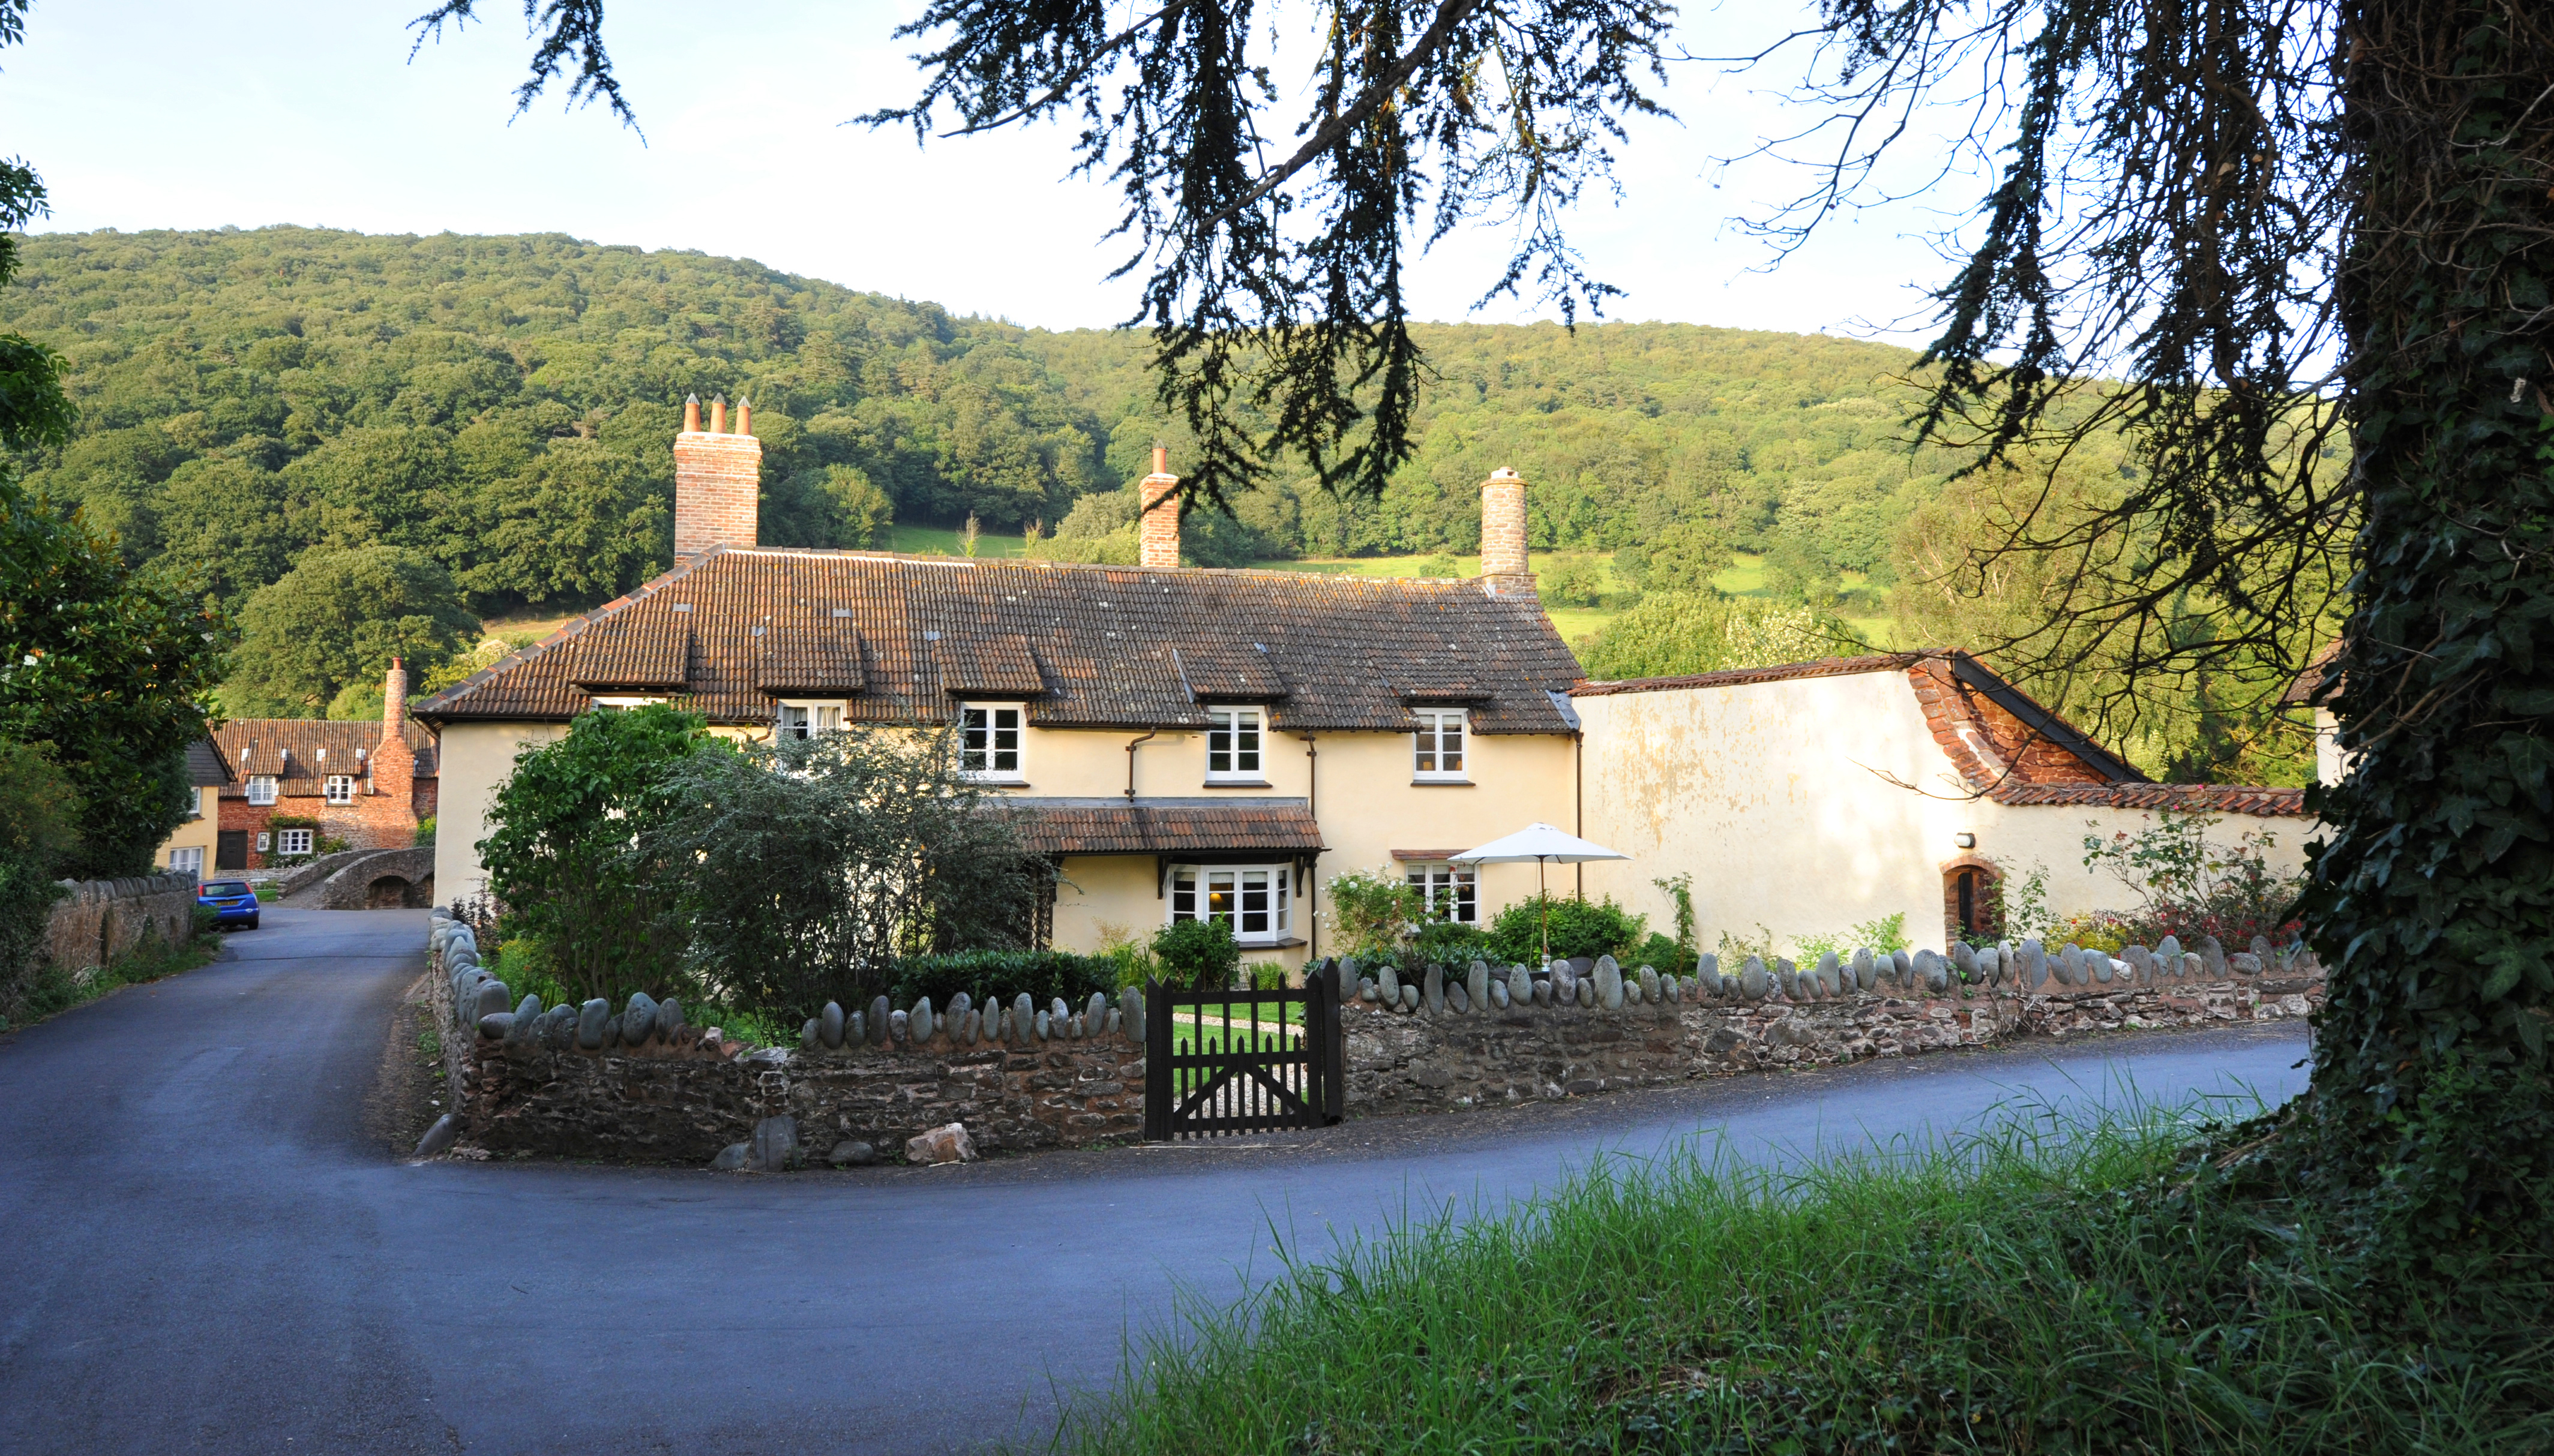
[
  {"xmin": 1479, "ymin": 467, "xmax": 1534, "ymax": 596},
  {"xmin": 1138, "ymin": 443, "xmax": 1180, "ymax": 569},
  {"xmin": 368, "ymin": 658, "xmax": 418, "ymax": 825},
  {"xmin": 673, "ymin": 390, "xmax": 763, "ymax": 557}
]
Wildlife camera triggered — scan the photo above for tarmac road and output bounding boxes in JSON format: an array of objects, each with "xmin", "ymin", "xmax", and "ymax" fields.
[{"xmin": 0, "ymin": 906, "xmax": 2312, "ymax": 1455}]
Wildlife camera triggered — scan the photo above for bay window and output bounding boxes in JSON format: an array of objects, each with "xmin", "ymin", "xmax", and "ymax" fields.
[{"xmin": 1168, "ymin": 864, "xmax": 1294, "ymax": 942}]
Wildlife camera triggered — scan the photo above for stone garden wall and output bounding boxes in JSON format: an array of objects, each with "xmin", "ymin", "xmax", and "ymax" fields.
[
  {"xmin": 417, "ymin": 910, "xmax": 2324, "ymax": 1166},
  {"xmin": 1337, "ymin": 939, "xmax": 2324, "ymax": 1115},
  {"xmin": 424, "ymin": 911, "xmax": 1146, "ymax": 1166},
  {"xmin": 41, "ymin": 872, "xmax": 197, "ymax": 978}
]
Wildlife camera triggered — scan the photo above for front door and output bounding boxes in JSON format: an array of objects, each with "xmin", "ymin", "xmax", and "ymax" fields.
[{"xmin": 216, "ymin": 830, "xmax": 247, "ymax": 870}]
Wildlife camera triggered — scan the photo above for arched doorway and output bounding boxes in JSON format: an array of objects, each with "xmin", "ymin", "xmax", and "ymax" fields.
[{"xmin": 1941, "ymin": 856, "xmax": 2003, "ymax": 945}]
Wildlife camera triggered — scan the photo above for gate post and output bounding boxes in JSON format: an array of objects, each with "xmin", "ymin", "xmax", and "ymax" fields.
[
  {"xmin": 1142, "ymin": 977, "xmax": 1170, "ymax": 1141},
  {"xmin": 1319, "ymin": 959, "xmax": 1345, "ymax": 1124}
]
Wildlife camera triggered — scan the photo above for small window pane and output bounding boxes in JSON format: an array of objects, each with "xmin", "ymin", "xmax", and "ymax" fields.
[
  {"xmin": 1235, "ymin": 711, "xmax": 1260, "ymax": 773},
  {"xmin": 1206, "ymin": 870, "xmax": 1236, "ymax": 924},
  {"xmin": 962, "ymin": 707, "xmax": 990, "ymax": 770},
  {"xmin": 1239, "ymin": 869, "xmax": 1269, "ymax": 934},
  {"xmin": 1172, "ymin": 869, "xmax": 1197, "ymax": 921},
  {"xmin": 991, "ymin": 707, "xmax": 1020, "ymax": 773},
  {"xmin": 1441, "ymin": 715, "xmax": 1464, "ymax": 772}
]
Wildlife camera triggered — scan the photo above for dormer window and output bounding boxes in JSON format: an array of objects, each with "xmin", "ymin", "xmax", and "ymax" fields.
[
  {"xmin": 247, "ymin": 776, "xmax": 278, "ymax": 806},
  {"xmin": 1205, "ymin": 707, "xmax": 1263, "ymax": 783},
  {"xmin": 776, "ymin": 703, "xmax": 844, "ymax": 740},
  {"xmin": 324, "ymin": 774, "xmax": 356, "ymax": 804},
  {"xmin": 960, "ymin": 704, "xmax": 1024, "ymax": 782},
  {"xmin": 1414, "ymin": 709, "xmax": 1468, "ymax": 782}
]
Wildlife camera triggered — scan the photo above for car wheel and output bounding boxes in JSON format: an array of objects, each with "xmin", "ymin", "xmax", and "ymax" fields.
[{"xmin": 246, "ymin": 916, "xmax": 260, "ymax": 930}]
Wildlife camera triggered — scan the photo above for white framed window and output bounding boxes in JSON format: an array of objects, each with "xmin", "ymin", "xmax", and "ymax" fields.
[
  {"xmin": 1413, "ymin": 709, "xmax": 1468, "ymax": 781},
  {"xmin": 323, "ymin": 774, "xmax": 355, "ymax": 804},
  {"xmin": 1205, "ymin": 707, "xmax": 1263, "ymax": 782},
  {"xmin": 960, "ymin": 703, "xmax": 1024, "ymax": 780},
  {"xmin": 276, "ymin": 828, "xmax": 314, "ymax": 857},
  {"xmin": 182, "ymin": 788, "xmax": 206, "ymax": 821},
  {"xmin": 589, "ymin": 694, "xmax": 669, "ymax": 709},
  {"xmin": 247, "ymin": 776, "xmax": 278, "ymax": 806},
  {"xmin": 256, "ymin": 831, "xmax": 272, "ymax": 852},
  {"xmin": 1406, "ymin": 860, "xmax": 1478, "ymax": 924},
  {"xmin": 1168, "ymin": 863, "xmax": 1294, "ymax": 942},
  {"xmin": 167, "ymin": 846, "xmax": 203, "ymax": 876},
  {"xmin": 776, "ymin": 703, "xmax": 844, "ymax": 740}
]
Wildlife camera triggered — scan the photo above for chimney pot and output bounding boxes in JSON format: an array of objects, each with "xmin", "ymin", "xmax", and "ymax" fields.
[
  {"xmin": 383, "ymin": 657, "xmax": 407, "ymax": 730},
  {"xmin": 710, "ymin": 394, "xmax": 728, "ymax": 433},
  {"xmin": 736, "ymin": 397, "xmax": 753, "ymax": 436},
  {"xmin": 1138, "ymin": 452, "xmax": 1180, "ymax": 570},
  {"xmin": 684, "ymin": 394, "xmax": 702, "ymax": 433},
  {"xmin": 1478, "ymin": 467, "xmax": 1534, "ymax": 597}
]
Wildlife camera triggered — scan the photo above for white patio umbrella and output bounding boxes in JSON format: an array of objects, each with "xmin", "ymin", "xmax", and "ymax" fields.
[{"xmin": 1450, "ymin": 822, "xmax": 1632, "ymax": 963}]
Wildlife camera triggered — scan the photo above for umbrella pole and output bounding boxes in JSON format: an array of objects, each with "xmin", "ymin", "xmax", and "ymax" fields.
[{"xmin": 1539, "ymin": 857, "xmax": 1549, "ymax": 963}]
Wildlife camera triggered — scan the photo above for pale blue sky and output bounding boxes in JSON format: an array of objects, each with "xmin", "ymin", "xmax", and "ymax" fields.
[{"xmin": 4, "ymin": 2, "xmax": 1980, "ymax": 340}]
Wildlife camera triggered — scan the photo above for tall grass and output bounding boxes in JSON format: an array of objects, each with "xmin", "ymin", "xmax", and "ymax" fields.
[{"xmin": 1065, "ymin": 1100, "xmax": 2550, "ymax": 1453}]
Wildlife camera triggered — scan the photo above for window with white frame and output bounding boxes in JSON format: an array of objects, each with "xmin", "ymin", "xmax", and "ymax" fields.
[
  {"xmin": 775, "ymin": 703, "xmax": 844, "ymax": 740},
  {"xmin": 1168, "ymin": 863, "xmax": 1294, "ymax": 942},
  {"xmin": 1413, "ymin": 708, "xmax": 1468, "ymax": 781},
  {"xmin": 247, "ymin": 776, "xmax": 278, "ymax": 806},
  {"xmin": 1205, "ymin": 707, "xmax": 1263, "ymax": 782},
  {"xmin": 256, "ymin": 831, "xmax": 271, "ymax": 853},
  {"xmin": 960, "ymin": 704, "xmax": 1024, "ymax": 780},
  {"xmin": 1405, "ymin": 860, "xmax": 1478, "ymax": 924},
  {"xmin": 323, "ymin": 774, "xmax": 355, "ymax": 804},
  {"xmin": 167, "ymin": 845, "xmax": 203, "ymax": 876},
  {"xmin": 276, "ymin": 828, "xmax": 314, "ymax": 857}
]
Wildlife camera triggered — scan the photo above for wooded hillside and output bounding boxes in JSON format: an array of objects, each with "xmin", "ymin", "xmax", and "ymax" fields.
[{"xmin": 4, "ymin": 227, "xmax": 1949, "ymax": 617}]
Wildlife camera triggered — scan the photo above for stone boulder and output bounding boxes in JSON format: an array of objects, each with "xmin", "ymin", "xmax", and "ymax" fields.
[{"xmin": 906, "ymin": 1122, "xmax": 978, "ymax": 1166}]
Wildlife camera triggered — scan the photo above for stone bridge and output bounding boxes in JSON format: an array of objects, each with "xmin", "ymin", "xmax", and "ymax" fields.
[{"xmin": 299, "ymin": 846, "xmax": 436, "ymax": 910}]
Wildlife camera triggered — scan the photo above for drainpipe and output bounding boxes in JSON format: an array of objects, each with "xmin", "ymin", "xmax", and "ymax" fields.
[
  {"xmin": 1123, "ymin": 728, "xmax": 1158, "ymax": 802},
  {"xmin": 1574, "ymin": 727, "xmax": 1585, "ymax": 902},
  {"xmin": 1303, "ymin": 732, "xmax": 1318, "ymax": 959}
]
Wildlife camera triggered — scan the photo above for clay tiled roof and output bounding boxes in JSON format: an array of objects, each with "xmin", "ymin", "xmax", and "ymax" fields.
[
  {"xmin": 214, "ymin": 719, "xmax": 436, "ymax": 794},
  {"xmin": 755, "ymin": 613, "xmax": 867, "ymax": 694},
  {"xmin": 2278, "ymin": 640, "xmax": 2343, "ymax": 707},
  {"xmin": 413, "ymin": 548, "xmax": 1583, "ymax": 734},
  {"xmin": 1992, "ymin": 782, "xmax": 2310, "ymax": 817},
  {"xmin": 1174, "ymin": 643, "xmax": 1288, "ymax": 701},
  {"xmin": 185, "ymin": 739, "xmax": 233, "ymax": 788},
  {"xmin": 933, "ymin": 633, "xmax": 1047, "ymax": 697},
  {"xmin": 1006, "ymin": 797, "xmax": 1327, "ymax": 855}
]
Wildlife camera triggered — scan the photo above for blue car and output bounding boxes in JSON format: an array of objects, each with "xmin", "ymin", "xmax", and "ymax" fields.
[{"xmin": 197, "ymin": 879, "xmax": 260, "ymax": 930}]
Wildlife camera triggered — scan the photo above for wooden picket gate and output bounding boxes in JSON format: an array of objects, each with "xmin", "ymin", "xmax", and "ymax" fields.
[{"xmin": 1143, "ymin": 965, "xmax": 1344, "ymax": 1139}]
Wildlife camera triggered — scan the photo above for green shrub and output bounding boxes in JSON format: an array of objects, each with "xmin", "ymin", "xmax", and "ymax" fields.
[
  {"xmin": 1323, "ymin": 867, "xmax": 1422, "ymax": 963},
  {"xmin": 1152, "ymin": 917, "xmax": 1243, "ymax": 989},
  {"xmin": 1630, "ymin": 931, "xmax": 1692, "ymax": 975},
  {"xmin": 1484, "ymin": 893, "xmax": 1646, "ymax": 965},
  {"xmin": 1410, "ymin": 918, "xmax": 1489, "ymax": 966},
  {"xmin": 886, "ymin": 950, "xmax": 1121, "ymax": 1011}
]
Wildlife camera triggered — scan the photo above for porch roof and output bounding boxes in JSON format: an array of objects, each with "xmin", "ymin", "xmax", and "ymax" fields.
[{"xmin": 1006, "ymin": 796, "xmax": 1326, "ymax": 857}]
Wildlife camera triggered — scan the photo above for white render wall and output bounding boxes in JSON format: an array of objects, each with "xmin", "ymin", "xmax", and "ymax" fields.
[
  {"xmin": 1573, "ymin": 670, "xmax": 2315, "ymax": 955},
  {"xmin": 430, "ymin": 720, "xmax": 569, "ymax": 903}
]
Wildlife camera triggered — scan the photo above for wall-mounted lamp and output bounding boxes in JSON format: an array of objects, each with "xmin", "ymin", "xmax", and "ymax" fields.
[{"xmin": 1954, "ymin": 832, "xmax": 1977, "ymax": 849}]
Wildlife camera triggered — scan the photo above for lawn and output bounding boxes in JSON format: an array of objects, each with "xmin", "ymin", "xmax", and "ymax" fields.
[{"xmin": 1062, "ymin": 1098, "xmax": 2552, "ymax": 1454}]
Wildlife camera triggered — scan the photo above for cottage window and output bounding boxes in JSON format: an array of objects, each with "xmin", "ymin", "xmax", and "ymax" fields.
[
  {"xmin": 247, "ymin": 776, "xmax": 278, "ymax": 806},
  {"xmin": 960, "ymin": 703, "xmax": 1024, "ymax": 780},
  {"xmin": 167, "ymin": 846, "xmax": 203, "ymax": 876},
  {"xmin": 1205, "ymin": 707, "xmax": 1263, "ymax": 782},
  {"xmin": 1168, "ymin": 863, "xmax": 1293, "ymax": 942},
  {"xmin": 1413, "ymin": 709, "xmax": 1468, "ymax": 781},
  {"xmin": 1405, "ymin": 861, "xmax": 1478, "ymax": 924},
  {"xmin": 776, "ymin": 703, "xmax": 844, "ymax": 740},
  {"xmin": 323, "ymin": 774, "xmax": 356, "ymax": 804},
  {"xmin": 256, "ymin": 831, "xmax": 271, "ymax": 853},
  {"xmin": 277, "ymin": 828, "xmax": 314, "ymax": 857}
]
